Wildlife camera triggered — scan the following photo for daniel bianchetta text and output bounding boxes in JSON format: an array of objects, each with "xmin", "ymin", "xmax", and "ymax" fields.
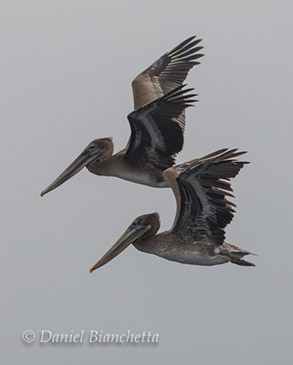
[{"xmin": 22, "ymin": 330, "xmax": 159, "ymax": 344}]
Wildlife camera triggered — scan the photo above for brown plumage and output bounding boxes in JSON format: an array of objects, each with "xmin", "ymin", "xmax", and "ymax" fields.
[
  {"xmin": 132, "ymin": 35, "xmax": 204, "ymax": 109},
  {"xmin": 41, "ymin": 36, "xmax": 204, "ymax": 197},
  {"xmin": 90, "ymin": 149, "xmax": 255, "ymax": 272}
]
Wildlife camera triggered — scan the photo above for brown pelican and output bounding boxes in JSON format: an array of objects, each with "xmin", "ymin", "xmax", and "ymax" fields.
[
  {"xmin": 90, "ymin": 149, "xmax": 255, "ymax": 272},
  {"xmin": 41, "ymin": 36, "xmax": 204, "ymax": 196}
]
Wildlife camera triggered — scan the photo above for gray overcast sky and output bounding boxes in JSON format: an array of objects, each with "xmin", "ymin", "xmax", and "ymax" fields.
[{"xmin": 1, "ymin": 0, "xmax": 292, "ymax": 363}]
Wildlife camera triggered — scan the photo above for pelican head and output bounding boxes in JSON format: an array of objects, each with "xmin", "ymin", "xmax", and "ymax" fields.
[
  {"xmin": 89, "ymin": 213, "xmax": 160, "ymax": 272},
  {"xmin": 40, "ymin": 137, "xmax": 114, "ymax": 197}
]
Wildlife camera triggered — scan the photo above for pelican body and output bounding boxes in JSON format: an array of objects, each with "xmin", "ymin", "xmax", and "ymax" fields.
[
  {"xmin": 41, "ymin": 36, "xmax": 204, "ymax": 196},
  {"xmin": 90, "ymin": 149, "xmax": 255, "ymax": 272}
]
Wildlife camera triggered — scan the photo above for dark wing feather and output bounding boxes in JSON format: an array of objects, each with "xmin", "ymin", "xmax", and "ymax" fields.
[
  {"xmin": 163, "ymin": 149, "xmax": 248, "ymax": 245},
  {"xmin": 125, "ymin": 85, "xmax": 197, "ymax": 170},
  {"xmin": 132, "ymin": 36, "xmax": 204, "ymax": 109}
]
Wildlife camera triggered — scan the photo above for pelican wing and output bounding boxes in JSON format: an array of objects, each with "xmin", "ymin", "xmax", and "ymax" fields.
[
  {"xmin": 132, "ymin": 36, "xmax": 204, "ymax": 109},
  {"xmin": 163, "ymin": 149, "xmax": 248, "ymax": 245},
  {"xmin": 125, "ymin": 85, "xmax": 197, "ymax": 170}
]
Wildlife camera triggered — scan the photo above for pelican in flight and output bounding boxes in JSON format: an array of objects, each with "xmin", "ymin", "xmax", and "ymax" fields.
[
  {"xmin": 41, "ymin": 36, "xmax": 204, "ymax": 196},
  {"xmin": 90, "ymin": 149, "xmax": 255, "ymax": 272}
]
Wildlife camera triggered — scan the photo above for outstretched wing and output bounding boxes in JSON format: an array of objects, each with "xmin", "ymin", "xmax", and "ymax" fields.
[
  {"xmin": 132, "ymin": 35, "xmax": 204, "ymax": 109},
  {"xmin": 125, "ymin": 85, "xmax": 197, "ymax": 170},
  {"xmin": 163, "ymin": 149, "xmax": 248, "ymax": 245}
]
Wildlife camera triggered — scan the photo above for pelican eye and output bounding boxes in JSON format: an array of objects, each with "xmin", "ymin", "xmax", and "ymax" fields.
[
  {"xmin": 86, "ymin": 145, "xmax": 97, "ymax": 152},
  {"xmin": 131, "ymin": 219, "xmax": 146, "ymax": 228},
  {"xmin": 130, "ymin": 221, "xmax": 139, "ymax": 229}
]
